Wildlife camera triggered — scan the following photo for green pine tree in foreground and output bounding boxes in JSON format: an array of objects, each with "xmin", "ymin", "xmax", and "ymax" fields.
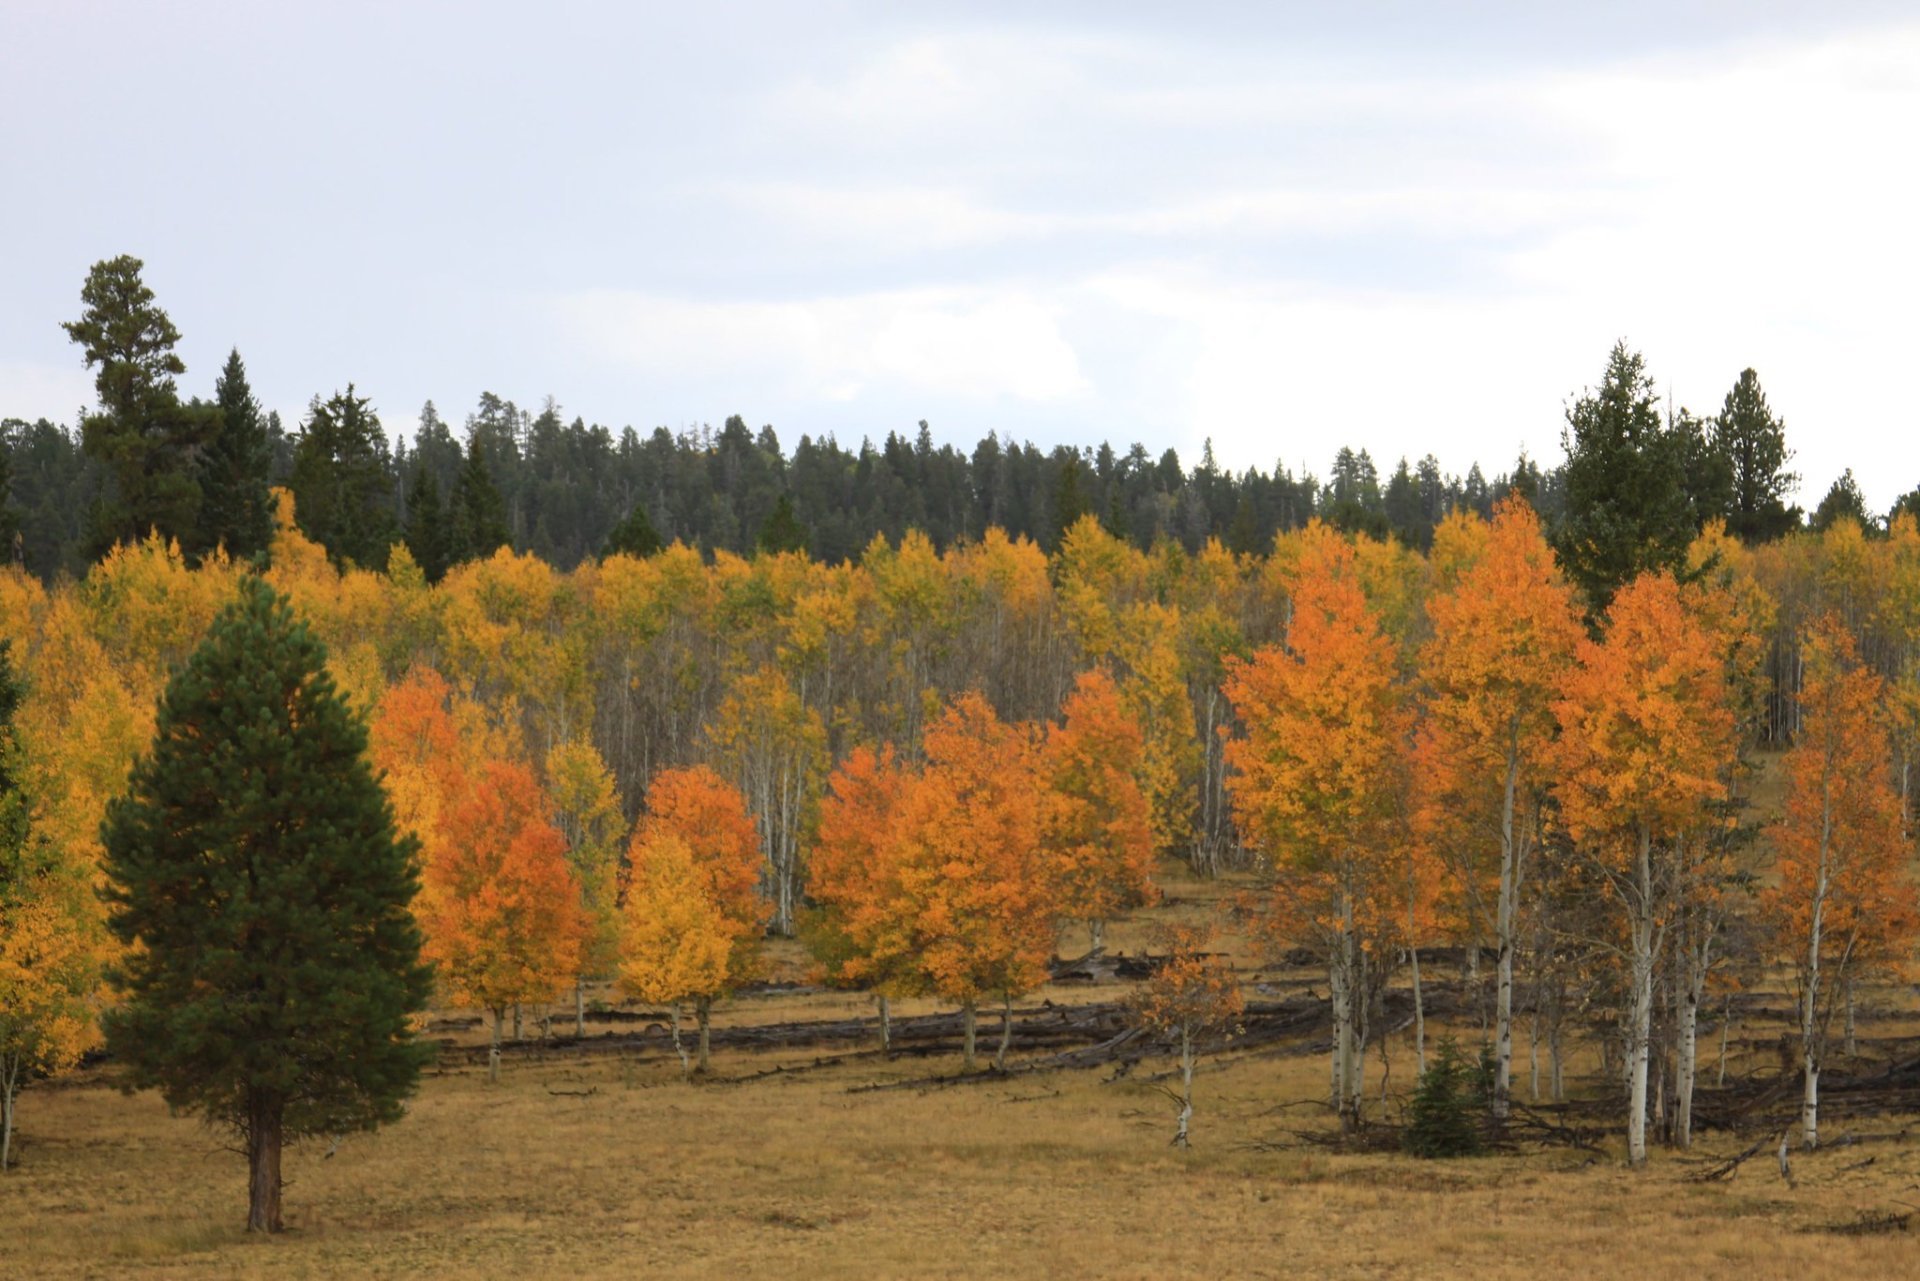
[{"xmin": 101, "ymin": 577, "xmax": 432, "ymax": 1233}]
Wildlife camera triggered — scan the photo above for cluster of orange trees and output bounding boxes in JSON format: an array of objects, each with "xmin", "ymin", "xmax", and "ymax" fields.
[{"xmin": 4, "ymin": 487, "xmax": 1919, "ymax": 1166}]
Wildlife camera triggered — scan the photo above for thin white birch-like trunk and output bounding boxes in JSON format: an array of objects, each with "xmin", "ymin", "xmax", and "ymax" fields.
[
  {"xmin": 1627, "ymin": 825, "xmax": 1655, "ymax": 1167},
  {"xmin": 1409, "ymin": 944, "xmax": 1427, "ymax": 1075},
  {"xmin": 995, "ymin": 992, "xmax": 1014, "ymax": 1070},
  {"xmin": 1493, "ymin": 732, "xmax": 1521, "ymax": 1120},
  {"xmin": 1174, "ymin": 1025, "xmax": 1194, "ymax": 1148},
  {"xmin": 1802, "ymin": 762, "xmax": 1833, "ymax": 1149},
  {"xmin": 1, "ymin": 1054, "xmax": 17, "ymax": 1172},
  {"xmin": 670, "ymin": 1005, "xmax": 690, "ymax": 1079}
]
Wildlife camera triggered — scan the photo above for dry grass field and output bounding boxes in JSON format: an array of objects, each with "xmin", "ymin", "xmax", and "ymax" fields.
[{"xmin": 6, "ymin": 867, "xmax": 1920, "ymax": 1279}]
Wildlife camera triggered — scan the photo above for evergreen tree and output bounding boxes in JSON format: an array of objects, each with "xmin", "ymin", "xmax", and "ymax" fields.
[
  {"xmin": 100, "ymin": 578, "xmax": 431, "ymax": 1232},
  {"xmin": 0, "ymin": 436, "xmax": 17, "ymax": 566},
  {"xmin": 1672, "ymin": 407, "xmax": 1732, "ymax": 532},
  {"xmin": 1810, "ymin": 469, "xmax": 1872, "ymax": 533},
  {"xmin": 756, "ymin": 492, "xmax": 810, "ymax": 555},
  {"xmin": 61, "ymin": 255, "xmax": 217, "ymax": 554},
  {"xmin": 604, "ymin": 501, "xmax": 664, "ymax": 558},
  {"xmin": 198, "ymin": 349, "xmax": 275, "ymax": 563},
  {"xmin": 288, "ymin": 386, "xmax": 396, "ymax": 570},
  {"xmin": 402, "ymin": 467, "xmax": 451, "ymax": 583},
  {"xmin": 1711, "ymin": 368, "xmax": 1799, "ymax": 543},
  {"xmin": 1890, "ymin": 485, "xmax": 1920, "ymax": 529},
  {"xmin": 450, "ymin": 437, "xmax": 511, "ymax": 564},
  {"xmin": 1554, "ymin": 341, "xmax": 1694, "ymax": 613}
]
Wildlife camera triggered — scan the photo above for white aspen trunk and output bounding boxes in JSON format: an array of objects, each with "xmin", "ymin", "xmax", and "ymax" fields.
[
  {"xmin": 1549, "ymin": 987, "xmax": 1565, "ymax": 1103},
  {"xmin": 877, "ymin": 994, "xmax": 892, "ymax": 1054},
  {"xmin": 1174, "ymin": 1025, "xmax": 1193, "ymax": 1148},
  {"xmin": 1328, "ymin": 952, "xmax": 1351, "ymax": 1117},
  {"xmin": 670, "ymin": 1005, "xmax": 690, "ymax": 1079},
  {"xmin": 1347, "ymin": 943, "xmax": 1368, "ymax": 1118},
  {"xmin": 1675, "ymin": 976, "xmax": 1699, "ymax": 1150},
  {"xmin": 995, "ymin": 992, "xmax": 1014, "ymax": 1070},
  {"xmin": 962, "ymin": 1000, "xmax": 978, "ymax": 1071},
  {"xmin": 1802, "ymin": 763, "xmax": 1833, "ymax": 1150},
  {"xmin": 1, "ymin": 1055, "xmax": 16, "ymax": 1172},
  {"xmin": 1409, "ymin": 945, "xmax": 1427, "ymax": 1074},
  {"xmin": 1627, "ymin": 826, "xmax": 1655, "ymax": 1167},
  {"xmin": 1493, "ymin": 736, "xmax": 1521, "ymax": 1120},
  {"xmin": 1728, "ymin": 998, "xmax": 1743, "ymax": 1090},
  {"xmin": 1844, "ymin": 979, "xmax": 1856, "ymax": 1057}
]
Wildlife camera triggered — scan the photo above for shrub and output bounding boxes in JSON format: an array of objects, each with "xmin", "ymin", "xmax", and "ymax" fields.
[{"xmin": 1404, "ymin": 1038, "xmax": 1486, "ymax": 1159}]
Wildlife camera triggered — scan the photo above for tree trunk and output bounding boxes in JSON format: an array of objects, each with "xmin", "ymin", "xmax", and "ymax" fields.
[
  {"xmin": 1844, "ymin": 979, "xmax": 1856, "ymax": 1057},
  {"xmin": 1, "ymin": 1056, "xmax": 17, "ymax": 1173},
  {"xmin": 994, "ymin": 992, "xmax": 1014, "ymax": 1070},
  {"xmin": 245, "ymin": 1092, "xmax": 284, "ymax": 1233},
  {"xmin": 670, "ymin": 1005, "xmax": 690, "ymax": 1079},
  {"xmin": 1409, "ymin": 944, "xmax": 1427, "ymax": 1075},
  {"xmin": 1802, "ymin": 775, "xmax": 1832, "ymax": 1150},
  {"xmin": 489, "ymin": 1007, "xmax": 504, "ymax": 1084},
  {"xmin": 1493, "ymin": 739, "xmax": 1521, "ymax": 1120},
  {"xmin": 575, "ymin": 979, "xmax": 586, "ymax": 1038},
  {"xmin": 877, "ymin": 993, "xmax": 892, "ymax": 1054},
  {"xmin": 1627, "ymin": 827, "xmax": 1655, "ymax": 1167},
  {"xmin": 1675, "ymin": 974, "xmax": 1699, "ymax": 1150},
  {"xmin": 1529, "ymin": 1002, "xmax": 1541, "ymax": 1102},
  {"xmin": 696, "ymin": 995, "xmax": 712, "ymax": 1074},
  {"xmin": 1174, "ymin": 1025, "xmax": 1194, "ymax": 1149},
  {"xmin": 1089, "ymin": 918, "xmax": 1105, "ymax": 953},
  {"xmin": 962, "ymin": 1000, "xmax": 978, "ymax": 1071}
]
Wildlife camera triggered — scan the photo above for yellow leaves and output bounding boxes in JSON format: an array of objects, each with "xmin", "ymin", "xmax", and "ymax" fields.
[
  {"xmin": 1552, "ymin": 572, "xmax": 1733, "ymax": 851},
  {"xmin": 617, "ymin": 828, "xmax": 735, "ymax": 1006}
]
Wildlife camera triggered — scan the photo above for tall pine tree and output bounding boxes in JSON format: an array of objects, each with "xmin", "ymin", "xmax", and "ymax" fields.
[
  {"xmin": 1711, "ymin": 368, "xmax": 1799, "ymax": 542},
  {"xmin": 101, "ymin": 578, "xmax": 432, "ymax": 1232},
  {"xmin": 288, "ymin": 386, "xmax": 395, "ymax": 570},
  {"xmin": 62, "ymin": 255, "xmax": 218, "ymax": 555},
  {"xmin": 402, "ymin": 466, "xmax": 451, "ymax": 583},
  {"xmin": 198, "ymin": 349, "xmax": 275, "ymax": 563},
  {"xmin": 450, "ymin": 437, "xmax": 510, "ymax": 565},
  {"xmin": 1555, "ymin": 341, "xmax": 1695, "ymax": 613}
]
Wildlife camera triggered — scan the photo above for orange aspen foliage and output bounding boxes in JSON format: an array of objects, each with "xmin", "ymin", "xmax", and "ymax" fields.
[
  {"xmin": 805, "ymin": 743, "xmax": 917, "ymax": 998},
  {"xmin": 1760, "ymin": 619, "xmax": 1919, "ymax": 1148},
  {"xmin": 1225, "ymin": 520, "xmax": 1406, "ymax": 1130},
  {"xmin": 1551, "ymin": 570, "xmax": 1732, "ymax": 1166},
  {"xmin": 1041, "ymin": 669, "xmax": 1159, "ymax": 950},
  {"xmin": 420, "ymin": 759, "xmax": 584, "ymax": 1041},
  {"xmin": 1416, "ymin": 497, "xmax": 1583, "ymax": 1115},
  {"xmin": 637, "ymin": 765, "xmax": 765, "ymax": 962},
  {"xmin": 619, "ymin": 765, "xmax": 765, "ymax": 1072},
  {"xmin": 1128, "ymin": 924, "xmax": 1244, "ymax": 1148}
]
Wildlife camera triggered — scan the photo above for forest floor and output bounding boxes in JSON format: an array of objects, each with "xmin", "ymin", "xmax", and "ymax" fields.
[{"xmin": 7, "ymin": 867, "xmax": 1920, "ymax": 1279}]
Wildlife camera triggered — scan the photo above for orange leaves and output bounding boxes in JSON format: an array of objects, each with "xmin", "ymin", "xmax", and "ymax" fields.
[
  {"xmin": 1761, "ymin": 620, "xmax": 1917, "ymax": 972},
  {"xmin": 1129, "ymin": 925, "xmax": 1244, "ymax": 1041},
  {"xmin": 1226, "ymin": 523, "xmax": 1406, "ymax": 902},
  {"xmin": 419, "ymin": 759, "xmax": 584, "ymax": 1014},
  {"xmin": 1552, "ymin": 572, "xmax": 1732, "ymax": 850},
  {"xmin": 1041, "ymin": 670, "xmax": 1158, "ymax": 935},
  {"xmin": 808, "ymin": 695, "xmax": 1054, "ymax": 1008}
]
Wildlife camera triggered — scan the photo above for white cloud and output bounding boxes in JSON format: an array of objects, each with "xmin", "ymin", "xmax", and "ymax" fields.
[{"xmin": 553, "ymin": 285, "xmax": 1089, "ymax": 406}]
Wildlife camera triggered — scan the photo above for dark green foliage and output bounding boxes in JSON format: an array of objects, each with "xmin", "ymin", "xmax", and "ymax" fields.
[
  {"xmin": 0, "ymin": 435, "xmax": 17, "ymax": 566},
  {"xmin": 402, "ymin": 468, "xmax": 451, "ymax": 583},
  {"xmin": 1554, "ymin": 341, "xmax": 1697, "ymax": 614},
  {"xmin": 604, "ymin": 501, "xmax": 664, "ymax": 559},
  {"xmin": 1811, "ymin": 469, "xmax": 1872, "ymax": 533},
  {"xmin": 1712, "ymin": 369, "xmax": 1799, "ymax": 543},
  {"xmin": 450, "ymin": 437, "xmax": 511, "ymax": 565},
  {"xmin": 198, "ymin": 349, "xmax": 275, "ymax": 564},
  {"xmin": 1321, "ymin": 446, "xmax": 1389, "ymax": 538},
  {"xmin": 100, "ymin": 578, "xmax": 431, "ymax": 1229},
  {"xmin": 1053, "ymin": 453, "xmax": 1092, "ymax": 542},
  {"xmin": 61, "ymin": 255, "xmax": 216, "ymax": 556},
  {"xmin": 1890, "ymin": 486, "xmax": 1920, "ymax": 529},
  {"xmin": 1403, "ymin": 1038, "xmax": 1487, "ymax": 1159},
  {"xmin": 289, "ymin": 386, "xmax": 395, "ymax": 570},
  {"xmin": 756, "ymin": 492, "xmax": 810, "ymax": 555},
  {"xmin": 1672, "ymin": 408, "xmax": 1733, "ymax": 533}
]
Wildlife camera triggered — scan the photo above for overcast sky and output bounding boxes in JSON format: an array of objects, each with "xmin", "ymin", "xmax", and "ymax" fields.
[{"xmin": 4, "ymin": 2, "xmax": 1916, "ymax": 508}]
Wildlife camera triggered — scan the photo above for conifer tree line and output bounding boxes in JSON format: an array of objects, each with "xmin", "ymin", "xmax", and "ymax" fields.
[
  {"xmin": 8, "ymin": 255, "xmax": 1920, "ymax": 1208},
  {"xmin": 15, "ymin": 255, "xmax": 1908, "ymax": 586}
]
